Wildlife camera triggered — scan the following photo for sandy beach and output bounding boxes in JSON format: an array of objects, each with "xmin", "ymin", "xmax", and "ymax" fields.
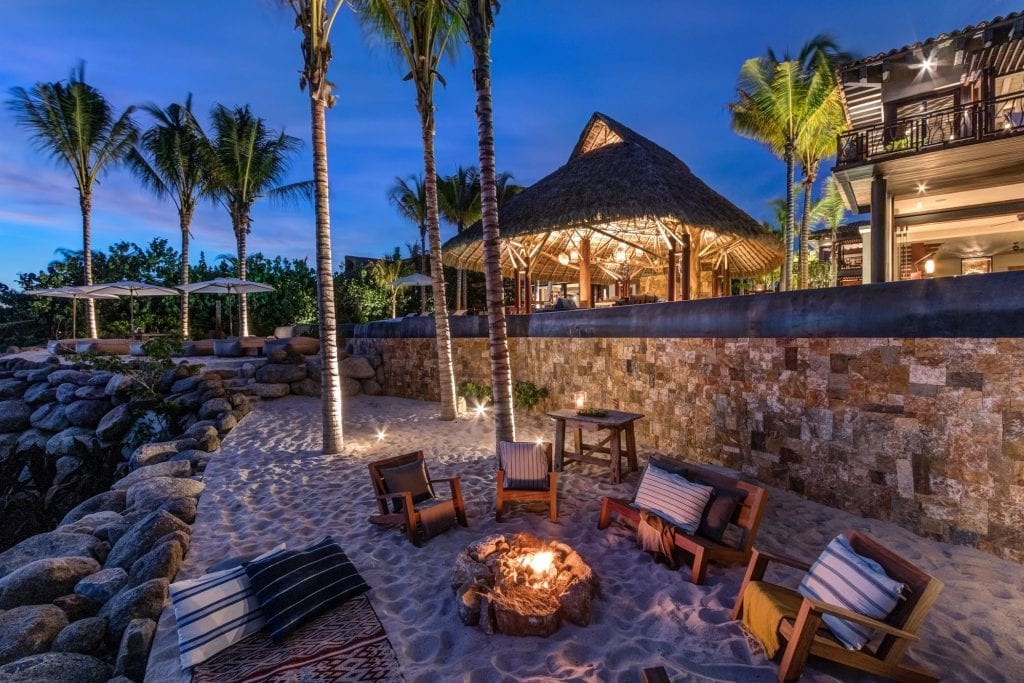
[{"xmin": 147, "ymin": 394, "xmax": 1024, "ymax": 682}]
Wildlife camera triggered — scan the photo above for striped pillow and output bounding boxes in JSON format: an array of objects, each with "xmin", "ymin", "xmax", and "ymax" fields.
[
  {"xmin": 633, "ymin": 463, "xmax": 713, "ymax": 534},
  {"xmin": 169, "ymin": 544, "xmax": 285, "ymax": 669},
  {"xmin": 243, "ymin": 537, "xmax": 370, "ymax": 642},
  {"xmin": 798, "ymin": 535, "xmax": 907, "ymax": 650},
  {"xmin": 499, "ymin": 441, "xmax": 550, "ymax": 490}
]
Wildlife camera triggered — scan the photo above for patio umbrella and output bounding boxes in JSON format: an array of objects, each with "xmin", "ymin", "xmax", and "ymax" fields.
[
  {"xmin": 389, "ymin": 273, "xmax": 434, "ymax": 287},
  {"xmin": 24, "ymin": 286, "xmax": 119, "ymax": 340},
  {"xmin": 86, "ymin": 281, "xmax": 180, "ymax": 336},
  {"xmin": 178, "ymin": 278, "xmax": 276, "ymax": 337}
]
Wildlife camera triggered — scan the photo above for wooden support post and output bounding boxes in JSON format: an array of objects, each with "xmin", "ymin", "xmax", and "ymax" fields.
[
  {"xmin": 667, "ymin": 243, "xmax": 677, "ymax": 302},
  {"xmin": 578, "ymin": 237, "xmax": 592, "ymax": 308},
  {"xmin": 523, "ymin": 255, "xmax": 532, "ymax": 312},
  {"xmin": 514, "ymin": 270, "xmax": 522, "ymax": 313},
  {"xmin": 680, "ymin": 232, "xmax": 691, "ymax": 300}
]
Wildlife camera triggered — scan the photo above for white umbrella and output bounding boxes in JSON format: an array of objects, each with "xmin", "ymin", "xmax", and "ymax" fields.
[
  {"xmin": 25, "ymin": 286, "xmax": 119, "ymax": 340},
  {"xmin": 86, "ymin": 281, "xmax": 180, "ymax": 335},
  {"xmin": 179, "ymin": 277, "xmax": 276, "ymax": 295},
  {"xmin": 390, "ymin": 273, "xmax": 434, "ymax": 287}
]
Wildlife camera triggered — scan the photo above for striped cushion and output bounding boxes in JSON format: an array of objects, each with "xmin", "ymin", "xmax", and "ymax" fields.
[
  {"xmin": 798, "ymin": 535, "xmax": 907, "ymax": 650},
  {"xmin": 499, "ymin": 441, "xmax": 550, "ymax": 490},
  {"xmin": 633, "ymin": 463, "xmax": 713, "ymax": 534},
  {"xmin": 169, "ymin": 544, "xmax": 285, "ymax": 669},
  {"xmin": 243, "ymin": 537, "xmax": 370, "ymax": 642}
]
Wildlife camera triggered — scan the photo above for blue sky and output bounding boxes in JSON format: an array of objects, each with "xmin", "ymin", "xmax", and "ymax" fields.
[{"xmin": 0, "ymin": 1, "xmax": 1015, "ymax": 288}]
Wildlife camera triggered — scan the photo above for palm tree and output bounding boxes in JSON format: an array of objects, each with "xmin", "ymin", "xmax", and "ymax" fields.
[
  {"xmin": 356, "ymin": 0, "xmax": 464, "ymax": 420},
  {"xmin": 437, "ymin": 165, "xmax": 480, "ymax": 311},
  {"xmin": 495, "ymin": 170, "xmax": 523, "ymax": 206},
  {"xmin": 369, "ymin": 250, "xmax": 410, "ymax": 318},
  {"xmin": 812, "ymin": 178, "xmax": 847, "ymax": 287},
  {"xmin": 464, "ymin": 0, "xmax": 515, "ymax": 444},
  {"xmin": 205, "ymin": 104, "xmax": 312, "ymax": 337},
  {"xmin": 128, "ymin": 95, "xmax": 208, "ymax": 338},
  {"xmin": 388, "ymin": 174, "xmax": 429, "ymax": 313},
  {"xmin": 7, "ymin": 63, "xmax": 137, "ymax": 337}
]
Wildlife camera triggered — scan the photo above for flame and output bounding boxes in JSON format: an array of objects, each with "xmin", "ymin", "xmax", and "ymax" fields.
[{"xmin": 521, "ymin": 550, "xmax": 554, "ymax": 575}]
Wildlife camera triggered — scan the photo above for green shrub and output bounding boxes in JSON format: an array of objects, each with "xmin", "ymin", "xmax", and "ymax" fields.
[
  {"xmin": 513, "ymin": 381, "xmax": 549, "ymax": 411},
  {"xmin": 141, "ymin": 334, "xmax": 184, "ymax": 363},
  {"xmin": 457, "ymin": 381, "xmax": 493, "ymax": 403}
]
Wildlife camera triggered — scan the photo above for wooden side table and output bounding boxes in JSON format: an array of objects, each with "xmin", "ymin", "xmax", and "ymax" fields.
[{"xmin": 545, "ymin": 408, "xmax": 643, "ymax": 484}]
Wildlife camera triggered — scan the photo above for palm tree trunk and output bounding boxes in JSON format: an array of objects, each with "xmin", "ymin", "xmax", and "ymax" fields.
[
  {"xmin": 420, "ymin": 226, "xmax": 427, "ymax": 314},
  {"xmin": 179, "ymin": 208, "xmax": 191, "ymax": 339},
  {"xmin": 468, "ymin": 0, "xmax": 515, "ymax": 445},
  {"xmin": 236, "ymin": 223, "xmax": 249, "ymax": 337},
  {"xmin": 783, "ymin": 145, "xmax": 795, "ymax": 292},
  {"xmin": 418, "ymin": 101, "xmax": 458, "ymax": 421},
  {"xmin": 310, "ymin": 96, "xmax": 345, "ymax": 454},
  {"xmin": 799, "ymin": 177, "xmax": 813, "ymax": 289},
  {"xmin": 456, "ymin": 267, "xmax": 463, "ymax": 312},
  {"xmin": 80, "ymin": 191, "xmax": 97, "ymax": 338},
  {"xmin": 829, "ymin": 225, "xmax": 838, "ymax": 286}
]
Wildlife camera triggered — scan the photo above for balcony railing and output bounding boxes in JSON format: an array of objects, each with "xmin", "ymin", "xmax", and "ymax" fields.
[{"xmin": 836, "ymin": 90, "xmax": 1024, "ymax": 166}]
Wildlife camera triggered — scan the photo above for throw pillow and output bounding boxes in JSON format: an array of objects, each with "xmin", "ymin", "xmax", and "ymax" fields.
[
  {"xmin": 380, "ymin": 459, "xmax": 435, "ymax": 512},
  {"xmin": 696, "ymin": 483, "xmax": 748, "ymax": 543},
  {"xmin": 798, "ymin": 534, "xmax": 907, "ymax": 650},
  {"xmin": 169, "ymin": 544, "xmax": 285, "ymax": 669},
  {"xmin": 243, "ymin": 536, "xmax": 370, "ymax": 642},
  {"xmin": 633, "ymin": 463, "xmax": 713, "ymax": 535},
  {"xmin": 499, "ymin": 441, "xmax": 550, "ymax": 490}
]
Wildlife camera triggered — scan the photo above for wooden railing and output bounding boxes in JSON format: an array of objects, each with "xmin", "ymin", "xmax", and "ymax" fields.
[{"xmin": 837, "ymin": 91, "xmax": 1024, "ymax": 166}]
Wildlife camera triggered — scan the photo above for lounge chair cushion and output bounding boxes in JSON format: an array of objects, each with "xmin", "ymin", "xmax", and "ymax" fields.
[
  {"xmin": 697, "ymin": 484, "xmax": 748, "ymax": 544},
  {"xmin": 633, "ymin": 463, "xmax": 713, "ymax": 535},
  {"xmin": 499, "ymin": 441, "xmax": 550, "ymax": 490},
  {"xmin": 380, "ymin": 459, "xmax": 435, "ymax": 512},
  {"xmin": 797, "ymin": 534, "xmax": 907, "ymax": 650},
  {"xmin": 243, "ymin": 537, "xmax": 369, "ymax": 642},
  {"xmin": 169, "ymin": 544, "xmax": 285, "ymax": 669}
]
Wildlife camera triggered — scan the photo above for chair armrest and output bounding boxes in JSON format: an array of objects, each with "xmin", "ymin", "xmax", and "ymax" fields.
[
  {"xmin": 429, "ymin": 477, "xmax": 460, "ymax": 485},
  {"xmin": 802, "ymin": 597, "xmax": 919, "ymax": 641},
  {"xmin": 374, "ymin": 491, "xmax": 416, "ymax": 511},
  {"xmin": 753, "ymin": 547, "xmax": 813, "ymax": 572}
]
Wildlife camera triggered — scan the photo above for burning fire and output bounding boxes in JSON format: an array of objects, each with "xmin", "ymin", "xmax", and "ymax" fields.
[{"xmin": 516, "ymin": 550, "xmax": 555, "ymax": 589}]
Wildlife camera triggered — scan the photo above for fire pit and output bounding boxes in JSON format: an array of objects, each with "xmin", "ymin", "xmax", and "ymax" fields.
[{"xmin": 452, "ymin": 533, "xmax": 597, "ymax": 637}]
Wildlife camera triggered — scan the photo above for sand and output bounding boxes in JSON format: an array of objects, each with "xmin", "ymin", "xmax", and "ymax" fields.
[{"xmin": 146, "ymin": 394, "xmax": 1024, "ymax": 682}]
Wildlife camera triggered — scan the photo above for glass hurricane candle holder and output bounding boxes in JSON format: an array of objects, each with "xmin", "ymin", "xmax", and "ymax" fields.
[{"xmin": 573, "ymin": 392, "xmax": 587, "ymax": 410}]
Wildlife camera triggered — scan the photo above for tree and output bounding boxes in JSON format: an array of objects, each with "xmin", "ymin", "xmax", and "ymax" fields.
[
  {"xmin": 437, "ymin": 165, "xmax": 480, "ymax": 311},
  {"xmin": 388, "ymin": 174, "xmax": 429, "ymax": 313},
  {"xmin": 7, "ymin": 63, "xmax": 138, "ymax": 337},
  {"xmin": 128, "ymin": 95, "xmax": 209, "ymax": 338},
  {"xmin": 464, "ymin": 0, "xmax": 515, "ymax": 444},
  {"xmin": 286, "ymin": 0, "xmax": 347, "ymax": 454},
  {"xmin": 495, "ymin": 170, "xmax": 523, "ymax": 206},
  {"xmin": 812, "ymin": 177, "xmax": 847, "ymax": 287},
  {"xmin": 369, "ymin": 249, "xmax": 411, "ymax": 318},
  {"xmin": 205, "ymin": 104, "xmax": 312, "ymax": 337},
  {"xmin": 356, "ymin": 0, "xmax": 464, "ymax": 420}
]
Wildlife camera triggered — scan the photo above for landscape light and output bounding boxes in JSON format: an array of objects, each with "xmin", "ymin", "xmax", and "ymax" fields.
[
  {"xmin": 376, "ymin": 428, "xmax": 387, "ymax": 441},
  {"xmin": 916, "ymin": 182, "xmax": 927, "ymax": 194},
  {"xmin": 474, "ymin": 402, "xmax": 487, "ymax": 417}
]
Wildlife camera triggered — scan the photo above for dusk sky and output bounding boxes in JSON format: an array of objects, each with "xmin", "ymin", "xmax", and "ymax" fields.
[{"xmin": 0, "ymin": 1, "xmax": 1015, "ymax": 288}]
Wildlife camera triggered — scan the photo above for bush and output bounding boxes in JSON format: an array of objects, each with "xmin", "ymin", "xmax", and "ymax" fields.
[
  {"xmin": 513, "ymin": 381, "xmax": 549, "ymax": 411},
  {"xmin": 457, "ymin": 381, "xmax": 492, "ymax": 403}
]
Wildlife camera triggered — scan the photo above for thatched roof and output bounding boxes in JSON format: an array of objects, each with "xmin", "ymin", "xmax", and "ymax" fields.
[{"xmin": 442, "ymin": 113, "xmax": 783, "ymax": 282}]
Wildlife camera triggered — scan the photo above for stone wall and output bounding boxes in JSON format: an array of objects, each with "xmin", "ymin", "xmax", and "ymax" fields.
[{"xmin": 351, "ymin": 331, "xmax": 1024, "ymax": 564}]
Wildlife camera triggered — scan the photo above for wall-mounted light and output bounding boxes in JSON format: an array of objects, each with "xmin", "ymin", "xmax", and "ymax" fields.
[
  {"xmin": 924, "ymin": 258, "xmax": 936, "ymax": 275},
  {"xmin": 916, "ymin": 181, "xmax": 927, "ymax": 194}
]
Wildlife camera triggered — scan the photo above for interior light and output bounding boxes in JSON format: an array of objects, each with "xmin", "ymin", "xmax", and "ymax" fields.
[
  {"xmin": 614, "ymin": 248, "xmax": 627, "ymax": 263},
  {"xmin": 569, "ymin": 248, "xmax": 580, "ymax": 263},
  {"xmin": 924, "ymin": 258, "xmax": 936, "ymax": 275},
  {"xmin": 557, "ymin": 252, "xmax": 570, "ymax": 266}
]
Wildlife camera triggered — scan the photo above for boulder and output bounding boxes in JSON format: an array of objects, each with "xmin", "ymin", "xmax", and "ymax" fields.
[
  {"xmin": 22, "ymin": 382, "xmax": 57, "ymax": 405},
  {"xmin": 125, "ymin": 476, "xmax": 204, "ymax": 513},
  {"xmin": 86, "ymin": 371, "xmax": 114, "ymax": 387},
  {"xmin": 248, "ymin": 382, "xmax": 289, "ymax": 398},
  {"xmin": 50, "ymin": 455, "xmax": 84, "ymax": 487},
  {"xmin": 0, "ymin": 604, "xmax": 68, "ymax": 664},
  {"xmin": 127, "ymin": 539, "xmax": 184, "ymax": 587},
  {"xmin": 0, "ymin": 432, "xmax": 21, "ymax": 482},
  {"xmin": 0, "ymin": 532, "xmax": 108, "ymax": 578},
  {"xmin": 342, "ymin": 377, "xmax": 362, "ymax": 397},
  {"xmin": 104, "ymin": 374, "xmax": 138, "ymax": 397},
  {"xmin": 55, "ymin": 383, "xmax": 78, "ymax": 404},
  {"xmin": 0, "ymin": 652, "xmax": 110, "ymax": 683},
  {"xmin": 60, "ymin": 490, "xmax": 126, "ymax": 526},
  {"xmin": 159, "ymin": 497, "xmax": 197, "ymax": 524},
  {"xmin": 230, "ymin": 392, "xmax": 250, "ymax": 409},
  {"xmin": 305, "ymin": 354, "xmax": 322, "ymax": 378},
  {"xmin": 169, "ymin": 448, "xmax": 204, "ymax": 468},
  {"xmin": 52, "ymin": 616, "xmax": 107, "ymax": 655},
  {"xmin": 45, "ymin": 426, "xmax": 98, "ymax": 459},
  {"xmin": 75, "ymin": 567, "xmax": 128, "ymax": 604},
  {"xmin": 0, "ymin": 400, "xmax": 32, "ymax": 431},
  {"xmin": 0, "ymin": 378, "xmax": 27, "ymax": 399},
  {"xmin": 361, "ymin": 379, "xmax": 382, "ymax": 396},
  {"xmin": 58, "ymin": 510, "xmax": 124, "ymax": 535},
  {"xmin": 95, "ymin": 403, "xmax": 134, "ymax": 442},
  {"xmin": 290, "ymin": 378, "xmax": 321, "ymax": 397},
  {"xmin": 98, "ymin": 578, "xmax": 168, "ymax": 642},
  {"xmin": 114, "ymin": 617, "xmax": 156, "ymax": 680},
  {"xmin": 215, "ymin": 412, "xmax": 237, "ymax": 433},
  {"xmin": 105, "ymin": 510, "xmax": 190, "ymax": 571},
  {"xmin": 112, "ymin": 460, "xmax": 191, "ymax": 491},
  {"xmin": 94, "ymin": 513, "xmax": 147, "ymax": 546},
  {"xmin": 167, "ymin": 389, "xmax": 202, "ymax": 411},
  {"xmin": 255, "ymin": 363, "xmax": 307, "ymax": 384},
  {"xmin": 195, "ymin": 428, "xmax": 220, "ymax": 452},
  {"xmin": 30, "ymin": 402, "xmax": 69, "ymax": 432},
  {"xmin": 199, "ymin": 397, "xmax": 232, "ymax": 420},
  {"xmin": 127, "ymin": 438, "xmax": 196, "ymax": 471},
  {"xmin": 48, "ymin": 369, "xmax": 91, "ymax": 386},
  {"xmin": 25, "ymin": 366, "xmax": 57, "ymax": 383},
  {"xmin": 120, "ymin": 412, "xmax": 174, "ymax": 458},
  {"xmin": 170, "ymin": 376, "xmax": 200, "ymax": 394},
  {"xmin": 64, "ymin": 399, "xmax": 110, "ymax": 428},
  {"xmin": 73, "ymin": 384, "xmax": 107, "ymax": 400},
  {"xmin": 341, "ymin": 355, "xmax": 375, "ymax": 380},
  {"xmin": 52, "ymin": 593, "xmax": 101, "ymax": 621},
  {"xmin": 0, "ymin": 556, "xmax": 101, "ymax": 609}
]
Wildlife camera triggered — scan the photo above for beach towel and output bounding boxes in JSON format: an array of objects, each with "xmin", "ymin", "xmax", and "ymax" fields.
[
  {"xmin": 738, "ymin": 581, "xmax": 803, "ymax": 659},
  {"xmin": 192, "ymin": 594, "xmax": 401, "ymax": 683},
  {"xmin": 418, "ymin": 498, "xmax": 457, "ymax": 539},
  {"xmin": 637, "ymin": 510, "xmax": 677, "ymax": 569}
]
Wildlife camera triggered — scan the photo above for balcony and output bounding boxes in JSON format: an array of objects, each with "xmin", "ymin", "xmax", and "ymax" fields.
[{"xmin": 836, "ymin": 91, "xmax": 1024, "ymax": 167}]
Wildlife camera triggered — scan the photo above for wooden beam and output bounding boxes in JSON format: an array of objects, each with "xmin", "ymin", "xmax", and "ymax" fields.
[
  {"xmin": 894, "ymin": 199, "xmax": 1024, "ymax": 227},
  {"xmin": 579, "ymin": 236, "xmax": 592, "ymax": 308},
  {"xmin": 667, "ymin": 243, "xmax": 677, "ymax": 302}
]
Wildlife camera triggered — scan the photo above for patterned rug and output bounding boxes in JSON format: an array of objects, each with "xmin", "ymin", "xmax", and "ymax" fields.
[{"xmin": 192, "ymin": 595, "xmax": 403, "ymax": 682}]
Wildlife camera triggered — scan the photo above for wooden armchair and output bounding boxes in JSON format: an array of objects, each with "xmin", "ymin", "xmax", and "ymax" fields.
[
  {"xmin": 731, "ymin": 531, "xmax": 944, "ymax": 682},
  {"xmin": 368, "ymin": 451, "xmax": 468, "ymax": 546},
  {"xmin": 496, "ymin": 441, "xmax": 558, "ymax": 522}
]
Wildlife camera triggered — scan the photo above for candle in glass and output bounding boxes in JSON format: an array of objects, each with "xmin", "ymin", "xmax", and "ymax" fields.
[{"xmin": 574, "ymin": 392, "xmax": 586, "ymax": 409}]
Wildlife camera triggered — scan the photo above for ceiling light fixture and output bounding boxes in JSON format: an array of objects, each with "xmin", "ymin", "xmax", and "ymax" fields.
[
  {"xmin": 613, "ymin": 248, "xmax": 627, "ymax": 263},
  {"xmin": 557, "ymin": 252, "xmax": 570, "ymax": 266}
]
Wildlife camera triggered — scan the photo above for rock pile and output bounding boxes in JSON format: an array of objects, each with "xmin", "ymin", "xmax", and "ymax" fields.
[{"xmin": 230, "ymin": 346, "xmax": 384, "ymax": 399}]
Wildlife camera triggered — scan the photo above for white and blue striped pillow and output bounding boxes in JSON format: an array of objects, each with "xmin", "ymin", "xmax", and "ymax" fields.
[
  {"xmin": 243, "ymin": 536, "xmax": 370, "ymax": 642},
  {"xmin": 798, "ymin": 535, "xmax": 907, "ymax": 650},
  {"xmin": 499, "ymin": 441, "xmax": 550, "ymax": 490},
  {"xmin": 633, "ymin": 463, "xmax": 713, "ymax": 534},
  {"xmin": 169, "ymin": 544, "xmax": 285, "ymax": 669}
]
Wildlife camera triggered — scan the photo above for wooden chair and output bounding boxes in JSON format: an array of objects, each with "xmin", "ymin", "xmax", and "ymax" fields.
[
  {"xmin": 597, "ymin": 457, "xmax": 767, "ymax": 584},
  {"xmin": 496, "ymin": 441, "xmax": 558, "ymax": 522},
  {"xmin": 731, "ymin": 531, "xmax": 944, "ymax": 682},
  {"xmin": 368, "ymin": 451, "xmax": 468, "ymax": 546}
]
